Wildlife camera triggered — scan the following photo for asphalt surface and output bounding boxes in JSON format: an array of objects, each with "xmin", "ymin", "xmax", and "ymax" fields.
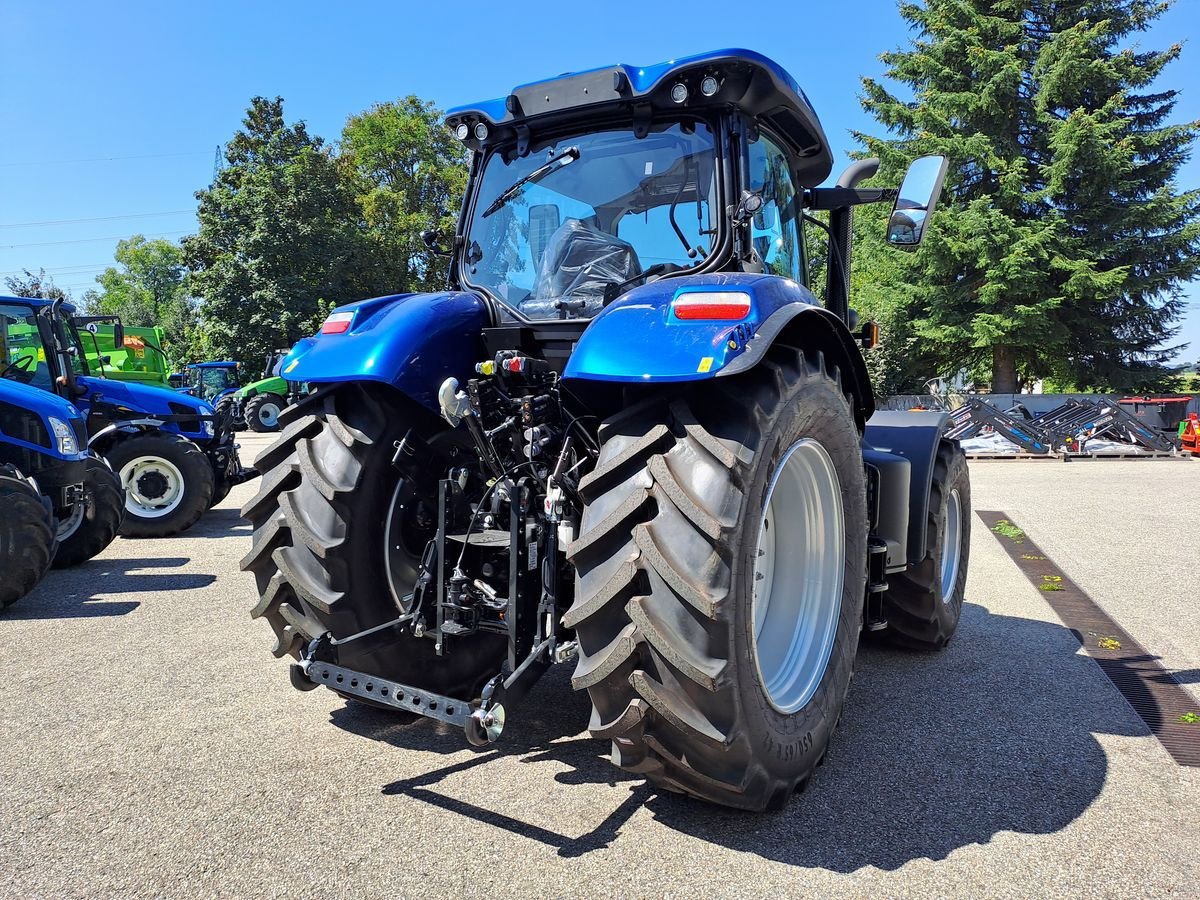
[{"xmin": 2, "ymin": 435, "xmax": 1198, "ymax": 898}]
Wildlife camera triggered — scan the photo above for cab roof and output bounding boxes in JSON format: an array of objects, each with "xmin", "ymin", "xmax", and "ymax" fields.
[{"xmin": 446, "ymin": 48, "xmax": 833, "ymax": 187}]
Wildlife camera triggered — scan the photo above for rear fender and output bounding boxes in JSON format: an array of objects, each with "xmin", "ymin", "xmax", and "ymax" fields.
[
  {"xmin": 562, "ymin": 272, "xmax": 875, "ymax": 426},
  {"xmin": 280, "ymin": 292, "xmax": 490, "ymax": 413},
  {"xmin": 863, "ymin": 410, "xmax": 953, "ymax": 565}
]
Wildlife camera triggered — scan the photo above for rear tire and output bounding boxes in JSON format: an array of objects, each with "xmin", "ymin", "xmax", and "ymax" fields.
[
  {"xmin": 106, "ymin": 432, "xmax": 215, "ymax": 538},
  {"xmin": 566, "ymin": 349, "xmax": 867, "ymax": 811},
  {"xmin": 881, "ymin": 441, "xmax": 970, "ymax": 649},
  {"xmin": 245, "ymin": 393, "xmax": 285, "ymax": 433},
  {"xmin": 52, "ymin": 454, "xmax": 125, "ymax": 567},
  {"xmin": 0, "ymin": 466, "xmax": 55, "ymax": 611},
  {"xmin": 240, "ymin": 383, "xmax": 506, "ymax": 698},
  {"xmin": 214, "ymin": 395, "xmax": 242, "ymax": 432}
]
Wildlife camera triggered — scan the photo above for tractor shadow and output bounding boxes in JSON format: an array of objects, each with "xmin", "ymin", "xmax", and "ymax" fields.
[
  {"xmin": 331, "ymin": 603, "xmax": 1146, "ymax": 870},
  {"xmin": 165, "ymin": 507, "xmax": 251, "ymax": 539},
  {"xmin": 6, "ymin": 555, "xmax": 215, "ymax": 619}
]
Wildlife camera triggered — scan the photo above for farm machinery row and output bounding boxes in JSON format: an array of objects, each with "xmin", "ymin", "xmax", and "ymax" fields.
[
  {"xmin": 945, "ymin": 396, "xmax": 1188, "ymax": 455},
  {"xmin": 1, "ymin": 297, "xmax": 255, "ymax": 571}
]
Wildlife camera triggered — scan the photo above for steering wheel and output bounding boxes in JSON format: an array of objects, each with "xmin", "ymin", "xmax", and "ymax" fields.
[{"xmin": 0, "ymin": 355, "xmax": 35, "ymax": 384}]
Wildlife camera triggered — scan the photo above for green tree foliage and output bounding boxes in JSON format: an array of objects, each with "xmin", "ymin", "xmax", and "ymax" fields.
[
  {"xmin": 83, "ymin": 235, "xmax": 200, "ymax": 367},
  {"xmin": 857, "ymin": 0, "xmax": 1200, "ymax": 392},
  {"xmin": 340, "ymin": 96, "xmax": 468, "ymax": 292},
  {"xmin": 183, "ymin": 97, "xmax": 370, "ymax": 365},
  {"xmin": 4, "ymin": 268, "xmax": 68, "ymax": 301}
]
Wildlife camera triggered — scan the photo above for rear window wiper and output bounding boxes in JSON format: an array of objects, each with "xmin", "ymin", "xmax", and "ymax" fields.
[{"xmin": 481, "ymin": 147, "xmax": 581, "ymax": 218}]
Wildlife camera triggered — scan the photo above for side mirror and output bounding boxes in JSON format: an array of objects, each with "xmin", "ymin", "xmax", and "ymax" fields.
[
  {"xmin": 886, "ymin": 155, "xmax": 949, "ymax": 250},
  {"xmin": 421, "ymin": 227, "xmax": 453, "ymax": 257}
]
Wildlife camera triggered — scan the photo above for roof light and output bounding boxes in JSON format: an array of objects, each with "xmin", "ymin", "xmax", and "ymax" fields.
[
  {"xmin": 700, "ymin": 75, "xmax": 720, "ymax": 97},
  {"xmin": 474, "ymin": 122, "xmax": 489, "ymax": 140},
  {"xmin": 454, "ymin": 123, "xmax": 470, "ymax": 141},
  {"xmin": 670, "ymin": 82, "xmax": 688, "ymax": 104},
  {"xmin": 320, "ymin": 311, "xmax": 354, "ymax": 335},
  {"xmin": 672, "ymin": 291, "xmax": 752, "ymax": 321}
]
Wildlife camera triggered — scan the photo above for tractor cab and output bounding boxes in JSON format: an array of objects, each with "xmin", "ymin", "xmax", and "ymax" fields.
[{"xmin": 179, "ymin": 361, "xmax": 241, "ymax": 402}]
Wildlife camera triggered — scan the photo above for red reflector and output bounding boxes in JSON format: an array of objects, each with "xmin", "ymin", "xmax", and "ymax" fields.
[
  {"xmin": 320, "ymin": 312, "xmax": 353, "ymax": 334},
  {"xmin": 672, "ymin": 291, "xmax": 752, "ymax": 321}
]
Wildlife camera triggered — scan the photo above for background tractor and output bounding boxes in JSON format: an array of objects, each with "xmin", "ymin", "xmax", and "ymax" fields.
[
  {"xmin": 0, "ymin": 297, "xmax": 255, "ymax": 537},
  {"xmin": 218, "ymin": 350, "xmax": 294, "ymax": 433},
  {"xmin": 0, "ymin": 376, "xmax": 124, "ymax": 610},
  {"xmin": 241, "ymin": 49, "xmax": 969, "ymax": 811}
]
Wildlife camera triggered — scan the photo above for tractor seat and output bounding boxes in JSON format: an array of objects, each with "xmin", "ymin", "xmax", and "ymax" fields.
[{"xmin": 521, "ymin": 219, "xmax": 642, "ymax": 319}]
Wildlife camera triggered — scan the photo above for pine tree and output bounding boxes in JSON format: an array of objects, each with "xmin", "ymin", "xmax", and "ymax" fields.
[{"xmin": 858, "ymin": 0, "xmax": 1200, "ymax": 392}]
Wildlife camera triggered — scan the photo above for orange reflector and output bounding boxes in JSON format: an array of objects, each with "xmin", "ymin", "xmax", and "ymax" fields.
[
  {"xmin": 321, "ymin": 312, "xmax": 354, "ymax": 335},
  {"xmin": 672, "ymin": 291, "xmax": 752, "ymax": 321}
]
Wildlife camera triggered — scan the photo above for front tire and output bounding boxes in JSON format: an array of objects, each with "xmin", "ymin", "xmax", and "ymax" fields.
[
  {"xmin": 52, "ymin": 454, "xmax": 125, "ymax": 567},
  {"xmin": 880, "ymin": 441, "xmax": 970, "ymax": 649},
  {"xmin": 0, "ymin": 466, "xmax": 55, "ymax": 611},
  {"xmin": 106, "ymin": 433, "xmax": 215, "ymax": 538},
  {"xmin": 245, "ymin": 393, "xmax": 285, "ymax": 433},
  {"xmin": 240, "ymin": 383, "xmax": 506, "ymax": 698},
  {"xmin": 566, "ymin": 349, "xmax": 867, "ymax": 811}
]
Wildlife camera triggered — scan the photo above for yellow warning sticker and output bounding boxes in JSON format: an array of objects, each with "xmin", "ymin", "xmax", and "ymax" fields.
[
  {"xmin": 285, "ymin": 359, "xmax": 299, "ymax": 374},
  {"xmin": 697, "ymin": 357, "xmax": 714, "ymax": 373}
]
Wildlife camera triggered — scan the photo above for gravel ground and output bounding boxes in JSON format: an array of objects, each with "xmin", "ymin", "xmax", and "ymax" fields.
[{"xmin": 1, "ymin": 434, "xmax": 1197, "ymax": 898}]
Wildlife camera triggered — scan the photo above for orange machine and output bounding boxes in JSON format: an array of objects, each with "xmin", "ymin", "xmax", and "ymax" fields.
[{"xmin": 1182, "ymin": 413, "xmax": 1199, "ymax": 454}]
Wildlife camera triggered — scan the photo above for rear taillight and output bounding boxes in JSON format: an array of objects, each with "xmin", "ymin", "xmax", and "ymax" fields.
[
  {"xmin": 320, "ymin": 311, "xmax": 354, "ymax": 334},
  {"xmin": 671, "ymin": 291, "xmax": 752, "ymax": 321}
]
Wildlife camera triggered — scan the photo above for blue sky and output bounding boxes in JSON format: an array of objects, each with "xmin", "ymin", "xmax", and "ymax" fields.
[{"xmin": 2, "ymin": 0, "xmax": 1197, "ymax": 365}]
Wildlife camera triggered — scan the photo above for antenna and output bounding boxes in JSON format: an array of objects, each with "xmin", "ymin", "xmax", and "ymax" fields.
[{"xmin": 212, "ymin": 145, "xmax": 225, "ymax": 182}]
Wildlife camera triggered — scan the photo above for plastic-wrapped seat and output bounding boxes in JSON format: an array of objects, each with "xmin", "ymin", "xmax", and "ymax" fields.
[{"xmin": 520, "ymin": 219, "xmax": 642, "ymax": 319}]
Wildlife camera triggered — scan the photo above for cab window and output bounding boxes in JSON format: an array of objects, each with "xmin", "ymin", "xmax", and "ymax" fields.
[{"xmin": 748, "ymin": 134, "xmax": 803, "ymax": 283}]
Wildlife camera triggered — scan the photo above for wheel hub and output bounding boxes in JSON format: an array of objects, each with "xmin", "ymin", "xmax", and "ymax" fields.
[
  {"xmin": 137, "ymin": 470, "xmax": 169, "ymax": 500},
  {"xmin": 940, "ymin": 488, "xmax": 962, "ymax": 599},
  {"xmin": 751, "ymin": 438, "xmax": 846, "ymax": 714}
]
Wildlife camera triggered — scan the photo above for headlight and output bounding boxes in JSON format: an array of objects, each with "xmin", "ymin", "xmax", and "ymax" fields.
[
  {"xmin": 200, "ymin": 419, "xmax": 215, "ymax": 437},
  {"xmin": 48, "ymin": 417, "xmax": 79, "ymax": 455}
]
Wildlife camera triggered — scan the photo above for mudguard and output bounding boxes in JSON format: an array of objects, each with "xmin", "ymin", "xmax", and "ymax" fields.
[
  {"xmin": 563, "ymin": 272, "xmax": 875, "ymax": 421},
  {"xmin": 281, "ymin": 292, "xmax": 490, "ymax": 413},
  {"xmin": 863, "ymin": 410, "xmax": 953, "ymax": 565}
]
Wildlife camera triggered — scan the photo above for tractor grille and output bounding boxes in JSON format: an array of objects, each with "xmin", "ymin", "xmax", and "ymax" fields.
[
  {"xmin": 980, "ymin": 510, "xmax": 1200, "ymax": 766},
  {"xmin": 0, "ymin": 399, "xmax": 51, "ymax": 449},
  {"xmin": 71, "ymin": 418, "xmax": 88, "ymax": 449}
]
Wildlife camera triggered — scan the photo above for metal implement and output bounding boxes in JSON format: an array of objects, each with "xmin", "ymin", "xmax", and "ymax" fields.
[{"xmin": 301, "ymin": 660, "xmax": 473, "ymax": 729}]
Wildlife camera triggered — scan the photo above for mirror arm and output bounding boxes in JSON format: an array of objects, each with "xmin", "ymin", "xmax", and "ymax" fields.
[{"xmin": 804, "ymin": 187, "xmax": 898, "ymax": 210}]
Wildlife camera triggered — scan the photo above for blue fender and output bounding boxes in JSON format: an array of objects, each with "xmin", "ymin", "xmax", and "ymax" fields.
[
  {"xmin": 280, "ymin": 292, "xmax": 491, "ymax": 412},
  {"xmin": 564, "ymin": 273, "xmax": 822, "ymax": 382},
  {"xmin": 563, "ymin": 273, "xmax": 874, "ymax": 422}
]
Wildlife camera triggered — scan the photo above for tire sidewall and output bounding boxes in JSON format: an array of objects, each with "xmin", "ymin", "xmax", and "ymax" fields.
[
  {"xmin": 730, "ymin": 375, "xmax": 867, "ymax": 781},
  {"xmin": 930, "ymin": 447, "xmax": 971, "ymax": 628}
]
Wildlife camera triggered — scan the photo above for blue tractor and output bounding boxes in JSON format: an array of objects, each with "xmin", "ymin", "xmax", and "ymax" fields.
[
  {"xmin": 0, "ymin": 296, "xmax": 255, "ymax": 538},
  {"xmin": 242, "ymin": 50, "xmax": 970, "ymax": 811},
  {"xmin": 0, "ymin": 377, "xmax": 124, "ymax": 610}
]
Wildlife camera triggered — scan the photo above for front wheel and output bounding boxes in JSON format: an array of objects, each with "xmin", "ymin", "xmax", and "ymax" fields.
[
  {"xmin": 105, "ymin": 432, "xmax": 215, "ymax": 537},
  {"xmin": 245, "ymin": 393, "xmax": 285, "ymax": 433},
  {"xmin": 0, "ymin": 466, "xmax": 55, "ymax": 611},
  {"xmin": 880, "ymin": 441, "xmax": 971, "ymax": 649},
  {"xmin": 566, "ymin": 349, "xmax": 867, "ymax": 811},
  {"xmin": 52, "ymin": 454, "xmax": 125, "ymax": 567}
]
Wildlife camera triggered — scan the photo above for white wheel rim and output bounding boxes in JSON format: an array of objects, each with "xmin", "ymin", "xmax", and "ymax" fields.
[
  {"xmin": 751, "ymin": 439, "xmax": 846, "ymax": 714},
  {"xmin": 119, "ymin": 456, "xmax": 185, "ymax": 518},
  {"xmin": 257, "ymin": 402, "xmax": 281, "ymax": 427},
  {"xmin": 940, "ymin": 488, "xmax": 962, "ymax": 600},
  {"xmin": 56, "ymin": 500, "xmax": 85, "ymax": 541}
]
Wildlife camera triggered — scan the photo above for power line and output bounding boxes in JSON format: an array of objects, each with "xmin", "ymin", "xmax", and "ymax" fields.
[
  {"xmin": 0, "ymin": 151, "xmax": 208, "ymax": 168},
  {"xmin": 0, "ymin": 263, "xmax": 111, "ymax": 276},
  {"xmin": 0, "ymin": 210, "xmax": 194, "ymax": 229},
  {"xmin": 1, "ymin": 230, "xmax": 189, "ymax": 250}
]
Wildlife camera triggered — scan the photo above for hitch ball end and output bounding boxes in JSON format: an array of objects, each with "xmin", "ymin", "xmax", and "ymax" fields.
[{"xmin": 465, "ymin": 704, "xmax": 506, "ymax": 746}]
